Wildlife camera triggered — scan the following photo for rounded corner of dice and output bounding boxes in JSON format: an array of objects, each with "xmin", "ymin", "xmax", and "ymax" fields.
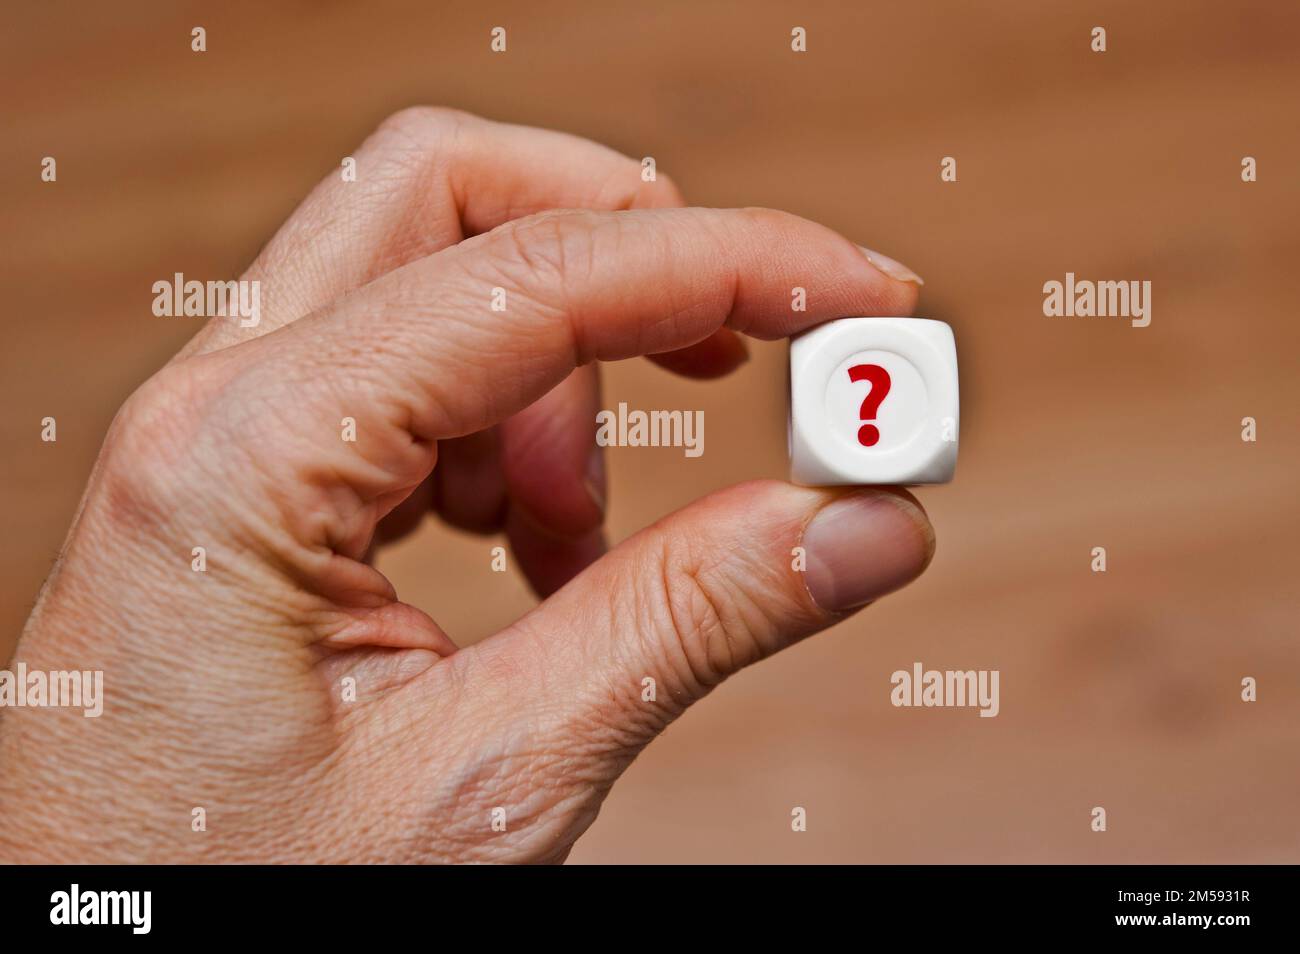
[{"xmin": 788, "ymin": 317, "xmax": 959, "ymax": 486}]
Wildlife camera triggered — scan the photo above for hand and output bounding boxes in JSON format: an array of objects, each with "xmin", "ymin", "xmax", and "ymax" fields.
[{"xmin": 0, "ymin": 108, "xmax": 934, "ymax": 863}]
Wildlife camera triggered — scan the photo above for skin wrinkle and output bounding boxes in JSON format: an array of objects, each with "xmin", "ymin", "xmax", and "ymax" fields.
[
  {"xmin": 361, "ymin": 168, "xmax": 452, "ymax": 281},
  {"xmin": 541, "ymin": 585, "xmax": 671, "ymax": 755},
  {"xmin": 356, "ymin": 286, "xmax": 506, "ymax": 438},
  {"xmin": 584, "ymin": 627, "xmax": 679, "ymax": 752},
  {"xmin": 2, "ymin": 629, "xmax": 345, "ymax": 868},
  {"xmin": 679, "ymin": 532, "xmax": 778, "ymax": 689},
  {"xmin": 131, "ymin": 371, "xmax": 332, "ymax": 587},
  {"xmin": 653, "ymin": 535, "xmax": 724, "ymax": 700},
  {"xmin": 81, "ymin": 494, "xmax": 311, "ymax": 653},
  {"xmin": 444, "ymin": 727, "xmax": 613, "ymax": 863},
  {"xmin": 441, "ymin": 241, "xmax": 584, "ymax": 394}
]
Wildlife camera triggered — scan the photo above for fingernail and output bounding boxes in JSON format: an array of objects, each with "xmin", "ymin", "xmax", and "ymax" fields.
[
  {"xmin": 858, "ymin": 245, "xmax": 924, "ymax": 286},
  {"xmin": 802, "ymin": 492, "xmax": 935, "ymax": 612},
  {"xmin": 583, "ymin": 444, "xmax": 607, "ymax": 516}
]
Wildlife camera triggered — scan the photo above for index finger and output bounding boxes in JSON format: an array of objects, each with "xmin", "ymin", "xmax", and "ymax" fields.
[{"xmin": 272, "ymin": 206, "xmax": 920, "ymax": 445}]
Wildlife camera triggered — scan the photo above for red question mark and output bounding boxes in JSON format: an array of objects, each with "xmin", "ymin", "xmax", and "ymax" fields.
[{"xmin": 847, "ymin": 364, "xmax": 891, "ymax": 446}]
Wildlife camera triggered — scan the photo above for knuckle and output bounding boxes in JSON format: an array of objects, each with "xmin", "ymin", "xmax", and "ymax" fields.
[
  {"xmin": 647, "ymin": 531, "xmax": 768, "ymax": 694},
  {"xmin": 365, "ymin": 107, "xmax": 477, "ymax": 183},
  {"xmin": 735, "ymin": 204, "xmax": 801, "ymax": 236},
  {"xmin": 108, "ymin": 365, "xmax": 208, "ymax": 464},
  {"xmin": 97, "ymin": 359, "xmax": 238, "ymax": 519},
  {"xmin": 484, "ymin": 209, "xmax": 602, "ymax": 290},
  {"xmin": 375, "ymin": 105, "xmax": 473, "ymax": 145}
]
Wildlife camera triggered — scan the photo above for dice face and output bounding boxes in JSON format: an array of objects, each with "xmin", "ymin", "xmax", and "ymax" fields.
[{"xmin": 789, "ymin": 317, "xmax": 959, "ymax": 485}]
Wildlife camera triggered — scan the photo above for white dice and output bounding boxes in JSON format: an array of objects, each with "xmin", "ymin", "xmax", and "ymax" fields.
[{"xmin": 788, "ymin": 317, "xmax": 959, "ymax": 485}]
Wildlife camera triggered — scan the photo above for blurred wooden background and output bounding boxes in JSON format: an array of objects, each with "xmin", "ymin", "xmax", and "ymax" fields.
[{"xmin": 2, "ymin": 1, "xmax": 1297, "ymax": 862}]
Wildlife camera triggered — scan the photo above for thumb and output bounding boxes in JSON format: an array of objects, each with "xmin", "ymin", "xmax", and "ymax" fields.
[{"xmin": 500, "ymin": 480, "xmax": 935, "ymax": 758}]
